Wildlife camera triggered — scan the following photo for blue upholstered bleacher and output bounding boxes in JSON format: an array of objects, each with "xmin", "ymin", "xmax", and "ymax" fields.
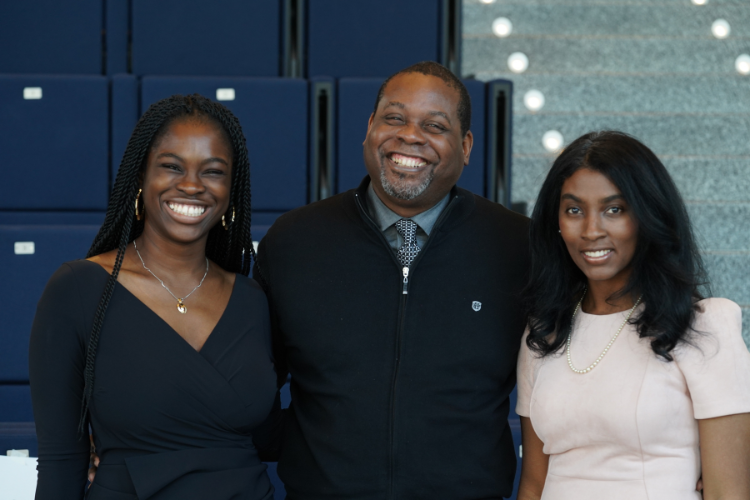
[
  {"xmin": 0, "ymin": 387, "xmax": 34, "ymax": 422},
  {"xmin": 0, "ymin": 6, "xmax": 507, "ymax": 498},
  {"xmin": 336, "ymin": 79, "xmax": 379, "ymax": 193},
  {"xmin": 139, "ymin": 77, "xmax": 309, "ymax": 211},
  {"xmin": 306, "ymin": 0, "xmax": 441, "ymax": 78},
  {"xmin": 0, "ymin": 213, "xmax": 106, "ymax": 226},
  {"xmin": 0, "ymin": 225, "xmax": 100, "ymax": 383},
  {"xmin": 0, "ymin": 224, "xmax": 99, "ymax": 456},
  {"xmin": 509, "ymin": 417, "xmax": 523, "ymax": 500},
  {"xmin": 0, "ymin": 75, "xmax": 110, "ymax": 210},
  {"xmin": 111, "ymin": 74, "xmax": 139, "ymax": 183},
  {"xmin": 462, "ymin": 79, "xmax": 487, "ymax": 197},
  {"xmin": 0, "ymin": 422, "xmax": 37, "ymax": 457},
  {"xmin": 130, "ymin": 0, "xmax": 281, "ymax": 77},
  {"xmin": 105, "ymin": 1, "xmax": 129, "ymax": 75},
  {"xmin": 0, "ymin": 1, "xmax": 103, "ymax": 74},
  {"xmin": 337, "ymin": 78, "xmax": 487, "ymax": 196}
]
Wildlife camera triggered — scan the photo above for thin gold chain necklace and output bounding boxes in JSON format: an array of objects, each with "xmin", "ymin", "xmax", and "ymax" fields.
[
  {"xmin": 133, "ymin": 240, "xmax": 209, "ymax": 314},
  {"xmin": 566, "ymin": 290, "xmax": 643, "ymax": 374}
]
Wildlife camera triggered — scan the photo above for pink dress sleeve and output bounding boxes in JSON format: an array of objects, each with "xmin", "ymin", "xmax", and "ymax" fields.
[
  {"xmin": 675, "ymin": 298, "xmax": 750, "ymax": 419},
  {"xmin": 516, "ymin": 326, "xmax": 539, "ymax": 418}
]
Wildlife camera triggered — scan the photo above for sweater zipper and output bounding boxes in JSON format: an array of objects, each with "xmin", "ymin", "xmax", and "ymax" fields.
[{"xmin": 355, "ymin": 191, "xmax": 458, "ymax": 499}]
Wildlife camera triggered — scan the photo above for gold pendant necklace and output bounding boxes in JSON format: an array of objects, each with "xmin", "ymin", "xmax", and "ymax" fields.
[
  {"xmin": 566, "ymin": 290, "xmax": 643, "ymax": 374},
  {"xmin": 133, "ymin": 241, "xmax": 209, "ymax": 314}
]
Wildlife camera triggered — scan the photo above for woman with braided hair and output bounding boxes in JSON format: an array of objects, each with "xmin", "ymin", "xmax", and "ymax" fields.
[{"xmin": 29, "ymin": 94, "xmax": 280, "ymax": 499}]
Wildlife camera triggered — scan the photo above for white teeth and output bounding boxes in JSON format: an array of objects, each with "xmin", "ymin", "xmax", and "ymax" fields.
[
  {"xmin": 584, "ymin": 250, "xmax": 612, "ymax": 258},
  {"xmin": 391, "ymin": 154, "xmax": 427, "ymax": 168},
  {"xmin": 168, "ymin": 202, "xmax": 206, "ymax": 217}
]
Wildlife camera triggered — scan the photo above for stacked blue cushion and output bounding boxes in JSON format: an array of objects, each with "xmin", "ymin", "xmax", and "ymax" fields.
[
  {"xmin": 0, "ymin": 75, "xmax": 109, "ymax": 210},
  {"xmin": 139, "ymin": 77, "xmax": 309, "ymax": 211},
  {"xmin": 131, "ymin": 0, "xmax": 281, "ymax": 77}
]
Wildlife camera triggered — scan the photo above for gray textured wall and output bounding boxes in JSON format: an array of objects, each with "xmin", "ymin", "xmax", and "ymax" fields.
[{"xmin": 462, "ymin": 0, "xmax": 750, "ymax": 347}]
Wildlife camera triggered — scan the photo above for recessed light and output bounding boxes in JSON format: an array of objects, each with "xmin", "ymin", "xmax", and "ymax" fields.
[
  {"xmin": 542, "ymin": 130, "xmax": 564, "ymax": 153},
  {"xmin": 712, "ymin": 19, "xmax": 730, "ymax": 39},
  {"xmin": 508, "ymin": 52, "xmax": 529, "ymax": 73},
  {"xmin": 524, "ymin": 90, "xmax": 545, "ymax": 112},
  {"xmin": 736, "ymin": 54, "xmax": 750, "ymax": 75},
  {"xmin": 492, "ymin": 17, "xmax": 513, "ymax": 38}
]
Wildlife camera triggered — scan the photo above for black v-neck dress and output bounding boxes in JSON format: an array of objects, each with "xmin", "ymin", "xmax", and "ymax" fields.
[{"xmin": 29, "ymin": 260, "xmax": 278, "ymax": 499}]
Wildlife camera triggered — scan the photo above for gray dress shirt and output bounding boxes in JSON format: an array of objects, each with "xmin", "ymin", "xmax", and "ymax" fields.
[{"xmin": 366, "ymin": 183, "xmax": 450, "ymax": 253}]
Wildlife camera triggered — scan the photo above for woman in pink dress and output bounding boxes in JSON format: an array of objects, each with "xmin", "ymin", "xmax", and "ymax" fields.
[{"xmin": 516, "ymin": 131, "xmax": 750, "ymax": 500}]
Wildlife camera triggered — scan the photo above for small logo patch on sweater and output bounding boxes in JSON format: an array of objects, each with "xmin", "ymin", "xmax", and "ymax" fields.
[{"xmin": 472, "ymin": 301, "xmax": 482, "ymax": 311}]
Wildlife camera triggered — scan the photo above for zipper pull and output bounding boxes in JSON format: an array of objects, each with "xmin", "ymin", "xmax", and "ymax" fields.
[{"xmin": 402, "ymin": 266, "xmax": 409, "ymax": 295}]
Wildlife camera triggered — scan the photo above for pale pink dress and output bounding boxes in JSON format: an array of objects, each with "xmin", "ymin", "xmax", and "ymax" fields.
[{"xmin": 516, "ymin": 298, "xmax": 750, "ymax": 500}]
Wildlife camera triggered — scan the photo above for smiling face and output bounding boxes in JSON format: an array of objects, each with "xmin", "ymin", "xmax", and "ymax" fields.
[
  {"xmin": 363, "ymin": 72, "xmax": 473, "ymax": 216},
  {"xmin": 559, "ymin": 168, "xmax": 638, "ymax": 293},
  {"xmin": 140, "ymin": 118, "xmax": 233, "ymax": 245}
]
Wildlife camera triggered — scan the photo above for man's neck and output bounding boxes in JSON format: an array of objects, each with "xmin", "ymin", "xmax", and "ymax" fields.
[{"xmin": 368, "ymin": 179, "xmax": 447, "ymax": 219}]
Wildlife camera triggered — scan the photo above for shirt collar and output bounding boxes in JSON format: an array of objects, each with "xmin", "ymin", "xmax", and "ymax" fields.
[{"xmin": 366, "ymin": 182, "xmax": 450, "ymax": 236}]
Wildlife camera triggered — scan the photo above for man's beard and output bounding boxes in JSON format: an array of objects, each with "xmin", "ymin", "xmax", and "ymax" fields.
[{"xmin": 379, "ymin": 163, "xmax": 435, "ymax": 200}]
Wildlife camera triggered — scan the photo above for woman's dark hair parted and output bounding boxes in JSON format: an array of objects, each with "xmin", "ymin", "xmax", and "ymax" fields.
[
  {"xmin": 523, "ymin": 130, "xmax": 709, "ymax": 361},
  {"xmin": 78, "ymin": 94, "xmax": 257, "ymax": 433}
]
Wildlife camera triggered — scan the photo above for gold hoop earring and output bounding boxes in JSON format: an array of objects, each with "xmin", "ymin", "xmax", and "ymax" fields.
[
  {"xmin": 135, "ymin": 189, "xmax": 143, "ymax": 221},
  {"xmin": 222, "ymin": 207, "xmax": 236, "ymax": 231}
]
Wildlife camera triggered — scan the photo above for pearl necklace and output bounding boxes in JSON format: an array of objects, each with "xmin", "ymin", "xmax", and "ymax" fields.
[{"xmin": 566, "ymin": 291, "xmax": 643, "ymax": 374}]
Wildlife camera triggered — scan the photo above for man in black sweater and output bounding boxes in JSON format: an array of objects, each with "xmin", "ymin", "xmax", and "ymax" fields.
[{"xmin": 255, "ymin": 62, "xmax": 530, "ymax": 499}]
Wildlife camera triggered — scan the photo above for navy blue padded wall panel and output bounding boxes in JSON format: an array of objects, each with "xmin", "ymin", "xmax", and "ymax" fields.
[
  {"xmin": 508, "ymin": 418, "xmax": 522, "ymax": 500},
  {"xmin": 337, "ymin": 78, "xmax": 484, "ymax": 196},
  {"xmin": 461, "ymin": 80, "xmax": 486, "ymax": 197},
  {"xmin": 0, "ymin": 386, "xmax": 34, "ymax": 422},
  {"xmin": 0, "ymin": 225, "xmax": 100, "ymax": 382},
  {"xmin": 307, "ymin": 0, "xmax": 440, "ymax": 78},
  {"xmin": 0, "ymin": 212, "xmax": 106, "ymax": 226},
  {"xmin": 252, "ymin": 213, "xmax": 284, "ymax": 227},
  {"xmin": 0, "ymin": 422, "xmax": 38, "ymax": 456},
  {"xmin": 132, "ymin": 0, "xmax": 281, "ymax": 76},
  {"xmin": 336, "ymin": 79, "xmax": 380, "ymax": 194},
  {"xmin": 141, "ymin": 77, "xmax": 308, "ymax": 211},
  {"xmin": 0, "ymin": 1, "xmax": 103, "ymax": 74},
  {"xmin": 265, "ymin": 462, "xmax": 286, "ymax": 499},
  {"xmin": 105, "ymin": 0, "xmax": 129, "ymax": 75},
  {"xmin": 111, "ymin": 74, "xmax": 139, "ymax": 183},
  {"xmin": 0, "ymin": 76, "xmax": 109, "ymax": 210},
  {"xmin": 509, "ymin": 385, "xmax": 519, "ymax": 420}
]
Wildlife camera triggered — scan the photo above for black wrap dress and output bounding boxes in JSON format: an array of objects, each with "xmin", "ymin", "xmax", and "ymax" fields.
[{"xmin": 29, "ymin": 260, "xmax": 279, "ymax": 499}]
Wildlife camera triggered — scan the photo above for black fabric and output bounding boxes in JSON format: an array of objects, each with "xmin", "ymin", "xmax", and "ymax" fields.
[
  {"xmin": 29, "ymin": 260, "xmax": 278, "ymax": 499},
  {"xmin": 255, "ymin": 177, "xmax": 530, "ymax": 500}
]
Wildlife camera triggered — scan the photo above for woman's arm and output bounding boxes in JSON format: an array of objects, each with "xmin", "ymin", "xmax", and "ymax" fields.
[
  {"xmin": 29, "ymin": 264, "xmax": 91, "ymax": 498},
  {"xmin": 517, "ymin": 416, "xmax": 549, "ymax": 500},
  {"xmin": 251, "ymin": 391, "xmax": 285, "ymax": 461},
  {"xmin": 698, "ymin": 413, "xmax": 750, "ymax": 500}
]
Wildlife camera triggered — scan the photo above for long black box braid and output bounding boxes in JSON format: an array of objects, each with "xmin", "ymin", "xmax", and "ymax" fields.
[{"xmin": 78, "ymin": 94, "xmax": 260, "ymax": 434}]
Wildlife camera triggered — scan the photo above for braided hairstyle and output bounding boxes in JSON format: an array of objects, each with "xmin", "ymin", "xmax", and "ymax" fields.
[{"xmin": 78, "ymin": 94, "xmax": 258, "ymax": 433}]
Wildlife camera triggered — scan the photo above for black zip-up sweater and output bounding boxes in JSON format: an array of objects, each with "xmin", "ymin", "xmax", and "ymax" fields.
[{"xmin": 255, "ymin": 178, "xmax": 530, "ymax": 500}]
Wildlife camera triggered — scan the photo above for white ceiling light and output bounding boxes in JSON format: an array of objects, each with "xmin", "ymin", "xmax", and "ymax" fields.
[
  {"xmin": 736, "ymin": 54, "xmax": 750, "ymax": 75},
  {"xmin": 507, "ymin": 52, "xmax": 529, "ymax": 73},
  {"xmin": 479, "ymin": 0, "xmax": 496, "ymax": 4},
  {"xmin": 691, "ymin": 0, "xmax": 707, "ymax": 5},
  {"xmin": 523, "ymin": 89, "xmax": 545, "ymax": 112},
  {"xmin": 711, "ymin": 19, "xmax": 730, "ymax": 39},
  {"xmin": 542, "ymin": 130, "xmax": 564, "ymax": 153},
  {"xmin": 492, "ymin": 17, "xmax": 513, "ymax": 38}
]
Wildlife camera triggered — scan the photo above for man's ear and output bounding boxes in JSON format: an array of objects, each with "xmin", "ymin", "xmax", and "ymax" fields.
[{"xmin": 462, "ymin": 130, "xmax": 474, "ymax": 166}]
